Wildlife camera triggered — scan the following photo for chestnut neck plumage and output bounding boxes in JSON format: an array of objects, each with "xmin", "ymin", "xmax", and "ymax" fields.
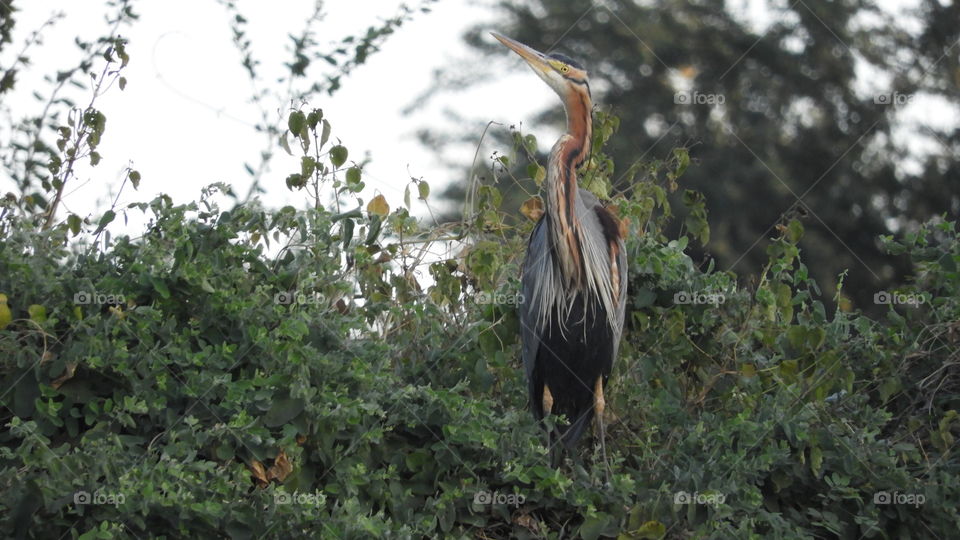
[{"xmin": 545, "ymin": 84, "xmax": 593, "ymax": 288}]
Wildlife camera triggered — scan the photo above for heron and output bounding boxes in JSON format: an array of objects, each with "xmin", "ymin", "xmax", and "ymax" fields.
[{"xmin": 492, "ymin": 33, "xmax": 627, "ymax": 472}]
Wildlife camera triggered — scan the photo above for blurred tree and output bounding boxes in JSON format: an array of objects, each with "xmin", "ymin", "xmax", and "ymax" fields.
[
  {"xmin": 0, "ymin": 1, "xmax": 17, "ymax": 94},
  {"xmin": 421, "ymin": 0, "xmax": 960, "ymax": 312}
]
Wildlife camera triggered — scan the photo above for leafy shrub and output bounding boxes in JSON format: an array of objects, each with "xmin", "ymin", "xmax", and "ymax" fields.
[
  {"xmin": 1, "ymin": 6, "xmax": 958, "ymax": 536},
  {"xmin": 2, "ymin": 103, "xmax": 958, "ymax": 539}
]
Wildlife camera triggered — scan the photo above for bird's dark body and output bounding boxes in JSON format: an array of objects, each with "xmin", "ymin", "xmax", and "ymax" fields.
[
  {"xmin": 521, "ymin": 208, "xmax": 624, "ymax": 449},
  {"xmin": 529, "ymin": 286, "xmax": 616, "ymax": 447}
]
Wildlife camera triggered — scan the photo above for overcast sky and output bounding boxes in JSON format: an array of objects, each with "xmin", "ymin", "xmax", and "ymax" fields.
[
  {"xmin": 2, "ymin": 0, "xmax": 560, "ymax": 235},
  {"xmin": 2, "ymin": 0, "xmax": 955, "ymax": 239}
]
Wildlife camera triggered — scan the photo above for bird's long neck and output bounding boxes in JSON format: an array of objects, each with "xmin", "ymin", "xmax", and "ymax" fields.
[{"xmin": 546, "ymin": 87, "xmax": 592, "ymax": 286}]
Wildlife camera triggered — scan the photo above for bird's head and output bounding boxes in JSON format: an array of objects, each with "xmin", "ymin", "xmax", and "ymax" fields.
[{"xmin": 491, "ymin": 32, "xmax": 590, "ymax": 101}]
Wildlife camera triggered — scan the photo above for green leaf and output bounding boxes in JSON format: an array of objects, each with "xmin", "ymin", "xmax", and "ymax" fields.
[
  {"xmin": 778, "ymin": 360, "xmax": 799, "ymax": 382},
  {"xmin": 264, "ymin": 397, "xmax": 306, "ymax": 427},
  {"xmin": 306, "ymin": 108, "xmax": 323, "ymax": 130},
  {"xmin": 525, "ymin": 163, "xmax": 538, "ymax": 180},
  {"xmin": 522, "ymin": 134, "xmax": 538, "ymax": 154},
  {"xmin": 628, "ymin": 521, "xmax": 667, "ymax": 540},
  {"xmin": 320, "ymin": 119, "xmax": 331, "ymax": 147},
  {"xmin": 279, "ymin": 133, "xmax": 292, "ymax": 156},
  {"xmin": 151, "ymin": 277, "xmax": 171, "ymax": 299},
  {"xmin": 417, "ymin": 181, "xmax": 430, "ymax": 200},
  {"xmin": 67, "ymin": 214, "xmax": 82, "ymax": 236},
  {"xmin": 879, "ymin": 377, "xmax": 901, "ymax": 402},
  {"xmin": 301, "ymin": 156, "xmax": 316, "ymax": 177},
  {"xmin": 0, "ymin": 296, "xmax": 11, "ymax": 330},
  {"xmin": 287, "ymin": 110, "xmax": 306, "ymax": 137},
  {"xmin": 633, "ymin": 287, "xmax": 656, "ymax": 308},
  {"xmin": 330, "ymin": 145, "xmax": 348, "ymax": 167},
  {"xmin": 810, "ymin": 445, "xmax": 823, "ymax": 477},
  {"xmin": 775, "ymin": 282, "xmax": 793, "ymax": 320},
  {"xmin": 128, "ymin": 170, "xmax": 141, "ymax": 189},
  {"xmin": 808, "ymin": 327, "xmax": 825, "ymax": 349},
  {"xmin": 48, "ymin": 155, "xmax": 62, "ymax": 174},
  {"xmin": 405, "ymin": 450, "xmax": 429, "ymax": 471},
  {"xmin": 341, "ymin": 218, "xmax": 355, "ymax": 249},
  {"xmin": 787, "ymin": 326, "xmax": 806, "ymax": 348},
  {"xmin": 94, "ymin": 210, "xmax": 116, "ymax": 234},
  {"xmin": 365, "ymin": 215, "xmax": 383, "ymax": 244},
  {"xmin": 673, "ymin": 147, "xmax": 690, "ymax": 177},
  {"xmin": 215, "ymin": 444, "xmax": 235, "ymax": 462},
  {"xmin": 286, "ymin": 174, "xmax": 306, "ymax": 190},
  {"xmin": 580, "ymin": 513, "xmax": 613, "ymax": 540},
  {"xmin": 27, "ymin": 304, "xmax": 46, "ymax": 323},
  {"xmin": 787, "ymin": 219, "xmax": 804, "ymax": 243},
  {"xmin": 346, "ymin": 166, "xmax": 361, "ymax": 186}
]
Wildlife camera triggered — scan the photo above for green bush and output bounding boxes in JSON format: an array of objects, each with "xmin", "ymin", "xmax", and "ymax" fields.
[
  {"xmin": 2, "ymin": 99, "xmax": 959, "ymax": 539},
  {"xmin": 1, "ymin": 7, "xmax": 958, "ymax": 535}
]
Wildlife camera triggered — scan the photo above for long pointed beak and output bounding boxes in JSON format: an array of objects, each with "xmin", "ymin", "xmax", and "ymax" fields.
[{"xmin": 491, "ymin": 32, "xmax": 551, "ymax": 75}]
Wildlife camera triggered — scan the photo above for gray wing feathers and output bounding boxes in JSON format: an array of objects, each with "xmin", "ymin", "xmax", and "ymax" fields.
[
  {"xmin": 577, "ymin": 190, "xmax": 628, "ymax": 376},
  {"xmin": 519, "ymin": 218, "xmax": 550, "ymax": 383},
  {"xmin": 610, "ymin": 236, "xmax": 628, "ymax": 372}
]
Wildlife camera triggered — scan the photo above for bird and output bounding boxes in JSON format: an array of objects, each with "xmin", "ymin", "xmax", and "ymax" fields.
[{"xmin": 491, "ymin": 33, "xmax": 627, "ymax": 472}]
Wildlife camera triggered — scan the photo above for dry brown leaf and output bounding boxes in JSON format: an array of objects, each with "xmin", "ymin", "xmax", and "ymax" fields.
[
  {"xmin": 51, "ymin": 361, "xmax": 77, "ymax": 390},
  {"xmin": 512, "ymin": 512, "xmax": 538, "ymax": 533},
  {"xmin": 249, "ymin": 460, "xmax": 269, "ymax": 488},
  {"xmin": 267, "ymin": 448, "xmax": 293, "ymax": 483},
  {"xmin": 605, "ymin": 203, "xmax": 630, "ymax": 238},
  {"xmin": 367, "ymin": 194, "xmax": 390, "ymax": 217},
  {"xmin": 680, "ymin": 64, "xmax": 698, "ymax": 79},
  {"xmin": 520, "ymin": 196, "xmax": 544, "ymax": 221}
]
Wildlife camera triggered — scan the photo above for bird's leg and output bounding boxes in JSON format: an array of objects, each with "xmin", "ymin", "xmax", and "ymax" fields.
[
  {"xmin": 594, "ymin": 377, "xmax": 610, "ymax": 483},
  {"xmin": 542, "ymin": 385, "xmax": 560, "ymax": 467},
  {"xmin": 542, "ymin": 384, "xmax": 554, "ymax": 416}
]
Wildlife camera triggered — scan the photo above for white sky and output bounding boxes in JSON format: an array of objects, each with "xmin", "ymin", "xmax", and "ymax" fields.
[
  {"xmin": 2, "ymin": 0, "xmax": 558, "ymax": 235},
  {"xmin": 3, "ymin": 0, "xmax": 956, "ymax": 239}
]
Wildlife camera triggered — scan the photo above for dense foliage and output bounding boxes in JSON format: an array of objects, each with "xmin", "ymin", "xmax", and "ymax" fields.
[
  {"xmin": 2, "ymin": 2, "xmax": 959, "ymax": 538},
  {"xmin": 2, "ymin": 102, "xmax": 959, "ymax": 538}
]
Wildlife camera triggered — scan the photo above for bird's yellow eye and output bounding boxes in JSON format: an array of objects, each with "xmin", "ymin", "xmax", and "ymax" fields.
[{"xmin": 548, "ymin": 59, "xmax": 570, "ymax": 74}]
